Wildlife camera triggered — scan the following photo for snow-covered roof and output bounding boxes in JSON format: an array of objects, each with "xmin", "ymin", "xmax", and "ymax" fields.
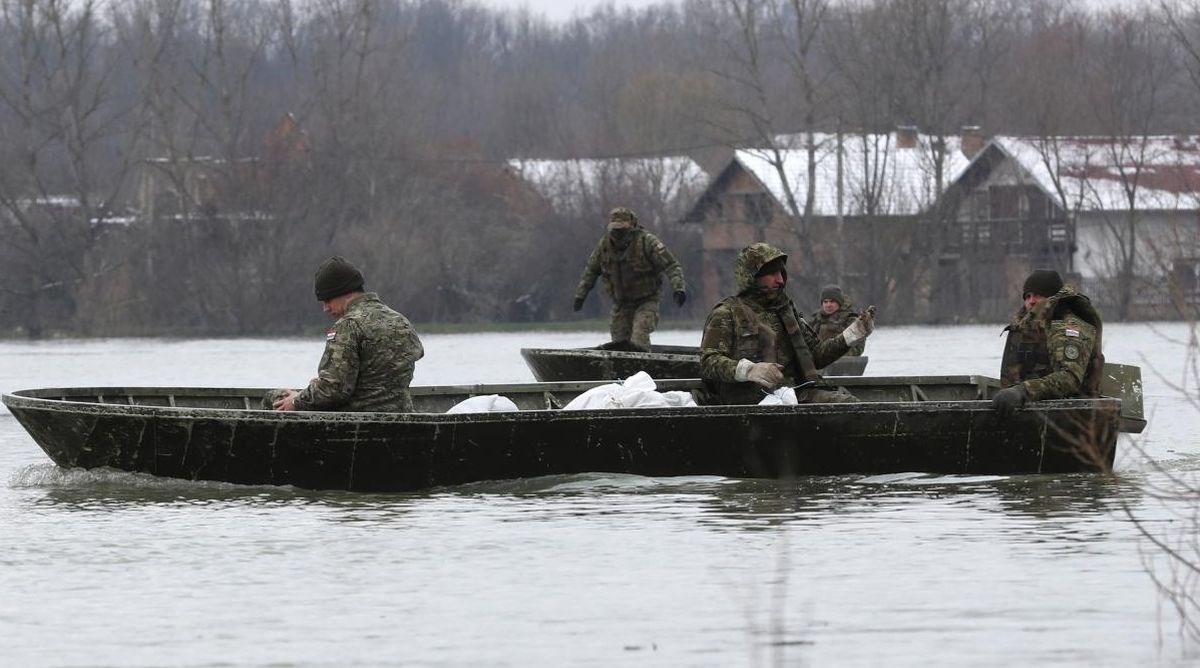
[
  {"xmin": 507, "ymin": 156, "xmax": 708, "ymax": 212},
  {"xmin": 732, "ymin": 132, "xmax": 974, "ymax": 216},
  {"xmin": 992, "ymin": 135, "xmax": 1200, "ymax": 212}
]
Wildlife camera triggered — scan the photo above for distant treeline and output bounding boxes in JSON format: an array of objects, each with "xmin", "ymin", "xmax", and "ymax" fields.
[{"xmin": 1, "ymin": 0, "xmax": 1197, "ymax": 336}]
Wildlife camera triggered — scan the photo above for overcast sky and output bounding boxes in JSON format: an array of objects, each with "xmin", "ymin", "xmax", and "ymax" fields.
[
  {"xmin": 479, "ymin": 0, "xmax": 679, "ymax": 22},
  {"xmin": 480, "ymin": 0, "xmax": 1151, "ymax": 23}
]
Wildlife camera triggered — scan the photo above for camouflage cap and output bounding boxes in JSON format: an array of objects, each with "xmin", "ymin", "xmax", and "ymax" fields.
[
  {"xmin": 734, "ymin": 242, "xmax": 788, "ymax": 293},
  {"xmin": 609, "ymin": 207, "xmax": 638, "ymax": 225}
]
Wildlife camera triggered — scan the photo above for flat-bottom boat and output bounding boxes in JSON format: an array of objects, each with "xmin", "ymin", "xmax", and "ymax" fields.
[
  {"xmin": 3, "ymin": 371, "xmax": 1144, "ymax": 493},
  {"xmin": 520, "ymin": 344, "xmax": 868, "ymax": 382}
]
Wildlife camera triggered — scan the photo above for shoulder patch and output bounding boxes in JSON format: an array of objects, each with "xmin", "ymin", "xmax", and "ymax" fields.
[
  {"xmin": 326, "ymin": 329, "xmax": 337, "ymax": 342},
  {"xmin": 1064, "ymin": 344, "xmax": 1080, "ymax": 360},
  {"xmin": 1064, "ymin": 327, "xmax": 1080, "ymax": 337}
]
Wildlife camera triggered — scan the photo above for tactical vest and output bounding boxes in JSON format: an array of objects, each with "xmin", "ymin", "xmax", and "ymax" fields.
[
  {"xmin": 704, "ymin": 295, "xmax": 821, "ymax": 404},
  {"xmin": 1000, "ymin": 290, "xmax": 1104, "ymax": 397},
  {"xmin": 600, "ymin": 231, "xmax": 661, "ymax": 304}
]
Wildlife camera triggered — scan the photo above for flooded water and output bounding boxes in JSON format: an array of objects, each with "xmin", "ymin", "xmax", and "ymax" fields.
[{"xmin": 1, "ymin": 324, "xmax": 1198, "ymax": 666}]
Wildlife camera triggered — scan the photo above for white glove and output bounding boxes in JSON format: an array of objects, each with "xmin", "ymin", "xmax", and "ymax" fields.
[
  {"xmin": 842, "ymin": 309, "xmax": 875, "ymax": 346},
  {"xmin": 735, "ymin": 358, "xmax": 784, "ymax": 389}
]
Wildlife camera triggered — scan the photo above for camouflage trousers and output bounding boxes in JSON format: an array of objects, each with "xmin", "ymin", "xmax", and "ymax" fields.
[{"xmin": 610, "ymin": 298, "xmax": 660, "ymax": 350}]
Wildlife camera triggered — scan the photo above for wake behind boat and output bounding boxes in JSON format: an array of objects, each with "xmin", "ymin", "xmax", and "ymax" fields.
[
  {"xmin": 521, "ymin": 343, "xmax": 868, "ymax": 382},
  {"xmin": 3, "ymin": 370, "xmax": 1144, "ymax": 493}
]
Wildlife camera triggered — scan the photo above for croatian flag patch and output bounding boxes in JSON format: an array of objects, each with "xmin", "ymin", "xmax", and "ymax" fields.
[
  {"xmin": 326, "ymin": 329, "xmax": 337, "ymax": 342},
  {"xmin": 1064, "ymin": 327, "xmax": 1080, "ymax": 338}
]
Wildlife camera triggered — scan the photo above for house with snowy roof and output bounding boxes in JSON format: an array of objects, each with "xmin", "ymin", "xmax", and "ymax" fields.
[
  {"xmin": 939, "ymin": 134, "xmax": 1200, "ymax": 320},
  {"xmin": 681, "ymin": 127, "xmax": 979, "ymax": 320}
]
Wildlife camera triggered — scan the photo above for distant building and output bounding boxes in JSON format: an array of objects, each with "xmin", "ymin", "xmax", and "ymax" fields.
[{"xmin": 682, "ymin": 128, "xmax": 975, "ymax": 319}]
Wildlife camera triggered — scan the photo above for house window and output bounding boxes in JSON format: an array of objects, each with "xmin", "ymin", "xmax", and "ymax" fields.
[
  {"xmin": 970, "ymin": 190, "xmax": 988, "ymax": 220},
  {"xmin": 741, "ymin": 193, "xmax": 773, "ymax": 225},
  {"xmin": 1172, "ymin": 258, "xmax": 1199, "ymax": 294}
]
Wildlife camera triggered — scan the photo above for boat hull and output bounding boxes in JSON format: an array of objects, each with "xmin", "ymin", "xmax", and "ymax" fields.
[
  {"xmin": 521, "ymin": 345, "xmax": 868, "ymax": 382},
  {"xmin": 4, "ymin": 378, "xmax": 1123, "ymax": 492}
]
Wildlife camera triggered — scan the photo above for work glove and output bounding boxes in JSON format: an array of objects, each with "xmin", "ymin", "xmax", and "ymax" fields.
[
  {"xmin": 573, "ymin": 297, "xmax": 585, "ymax": 312},
  {"xmin": 673, "ymin": 290, "xmax": 687, "ymax": 307},
  {"xmin": 735, "ymin": 359, "xmax": 785, "ymax": 390},
  {"xmin": 841, "ymin": 306, "xmax": 875, "ymax": 346},
  {"xmin": 992, "ymin": 384, "xmax": 1028, "ymax": 419}
]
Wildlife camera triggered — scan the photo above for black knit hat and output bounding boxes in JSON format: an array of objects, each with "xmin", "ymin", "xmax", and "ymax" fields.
[
  {"xmin": 820, "ymin": 284, "xmax": 845, "ymax": 305},
  {"xmin": 314, "ymin": 256, "xmax": 364, "ymax": 301},
  {"xmin": 1022, "ymin": 269, "xmax": 1063, "ymax": 298}
]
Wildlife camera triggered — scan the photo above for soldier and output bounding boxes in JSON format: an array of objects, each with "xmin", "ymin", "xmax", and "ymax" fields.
[
  {"xmin": 992, "ymin": 269, "xmax": 1104, "ymax": 418},
  {"xmin": 573, "ymin": 207, "xmax": 687, "ymax": 351},
  {"xmin": 810, "ymin": 284, "xmax": 865, "ymax": 356},
  {"xmin": 268, "ymin": 256, "xmax": 424, "ymax": 413},
  {"xmin": 698, "ymin": 242, "xmax": 875, "ymax": 405}
]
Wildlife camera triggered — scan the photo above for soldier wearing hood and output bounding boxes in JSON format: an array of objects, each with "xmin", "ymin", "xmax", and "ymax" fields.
[
  {"xmin": 699, "ymin": 243, "xmax": 875, "ymax": 405},
  {"xmin": 573, "ymin": 207, "xmax": 687, "ymax": 351},
  {"xmin": 810, "ymin": 284, "xmax": 865, "ymax": 356},
  {"xmin": 267, "ymin": 255, "xmax": 425, "ymax": 413},
  {"xmin": 992, "ymin": 269, "xmax": 1104, "ymax": 418}
]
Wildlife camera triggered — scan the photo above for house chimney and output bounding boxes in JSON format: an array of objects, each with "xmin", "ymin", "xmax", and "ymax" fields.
[
  {"xmin": 961, "ymin": 125, "xmax": 985, "ymax": 159},
  {"xmin": 896, "ymin": 125, "xmax": 918, "ymax": 149}
]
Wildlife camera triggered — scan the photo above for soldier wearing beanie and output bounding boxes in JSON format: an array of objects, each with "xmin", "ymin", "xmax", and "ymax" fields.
[
  {"xmin": 992, "ymin": 268, "xmax": 1104, "ymax": 418},
  {"xmin": 573, "ymin": 206, "xmax": 688, "ymax": 351},
  {"xmin": 810, "ymin": 284, "xmax": 865, "ymax": 356},
  {"xmin": 266, "ymin": 256, "xmax": 424, "ymax": 413}
]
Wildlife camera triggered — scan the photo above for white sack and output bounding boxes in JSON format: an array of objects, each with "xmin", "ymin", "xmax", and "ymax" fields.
[
  {"xmin": 758, "ymin": 387, "xmax": 798, "ymax": 406},
  {"xmin": 446, "ymin": 394, "xmax": 520, "ymax": 414}
]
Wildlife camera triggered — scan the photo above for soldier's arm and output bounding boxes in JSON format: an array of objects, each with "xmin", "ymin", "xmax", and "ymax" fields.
[
  {"xmin": 647, "ymin": 235, "xmax": 686, "ymax": 293},
  {"xmin": 1023, "ymin": 317, "xmax": 1095, "ymax": 400},
  {"xmin": 803, "ymin": 312, "xmax": 851, "ymax": 368},
  {"xmin": 699, "ymin": 306, "xmax": 740, "ymax": 382},
  {"xmin": 574, "ymin": 242, "xmax": 603, "ymax": 300},
  {"xmin": 293, "ymin": 320, "xmax": 361, "ymax": 410},
  {"xmin": 393, "ymin": 318, "xmax": 424, "ymax": 376}
]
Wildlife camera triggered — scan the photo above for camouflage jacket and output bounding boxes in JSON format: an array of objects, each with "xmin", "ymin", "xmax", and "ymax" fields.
[
  {"xmin": 701, "ymin": 296, "xmax": 849, "ymax": 405},
  {"xmin": 293, "ymin": 293, "xmax": 425, "ymax": 412},
  {"xmin": 1000, "ymin": 286, "xmax": 1103, "ymax": 400},
  {"xmin": 810, "ymin": 306, "xmax": 864, "ymax": 356},
  {"xmin": 574, "ymin": 228, "xmax": 685, "ymax": 305}
]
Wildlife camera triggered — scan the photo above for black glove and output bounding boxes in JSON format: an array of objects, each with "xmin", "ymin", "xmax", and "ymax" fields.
[
  {"xmin": 572, "ymin": 297, "xmax": 584, "ymax": 312},
  {"xmin": 992, "ymin": 384, "xmax": 1028, "ymax": 419},
  {"xmin": 673, "ymin": 290, "xmax": 687, "ymax": 307}
]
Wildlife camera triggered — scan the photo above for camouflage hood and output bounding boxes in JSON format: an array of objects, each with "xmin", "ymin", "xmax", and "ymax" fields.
[{"xmin": 734, "ymin": 242, "xmax": 788, "ymax": 295}]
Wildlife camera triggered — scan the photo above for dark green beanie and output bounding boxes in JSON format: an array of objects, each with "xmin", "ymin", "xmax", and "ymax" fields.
[
  {"xmin": 314, "ymin": 256, "xmax": 364, "ymax": 301},
  {"xmin": 1022, "ymin": 269, "xmax": 1063, "ymax": 298},
  {"xmin": 820, "ymin": 284, "xmax": 845, "ymax": 305}
]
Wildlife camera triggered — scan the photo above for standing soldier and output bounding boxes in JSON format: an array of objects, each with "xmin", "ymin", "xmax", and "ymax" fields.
[
  {"xmin": 268, "ymin": 255, "xmax": 425, "ymax": 413},
  {"xmin": 699, "ymin": 243, "xmax": 875, "ymax": 405},
  {"xmin": 992, "ymin": 269, "xmax": 1104, "ymax": 418},
  {"xmin": 810, "ymin": 284, "xmax": 865, "ymax": 356},
  {"xmin": 573, "ymin": 207, "xmax": 687, "ymax": 351}
]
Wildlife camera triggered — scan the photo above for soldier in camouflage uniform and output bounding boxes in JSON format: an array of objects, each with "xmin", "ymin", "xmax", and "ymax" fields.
[
  {"xmin": 573, "ymin": 207, "xmax": 687, "ymax": 351},
  {"xmin": 810, "ymin": 284, "xmax": 865, "ymax": 356},
  {"xmin": 698, "ymin": 243, "xmax": 875, "ymax": 405},
  {"xmin": 992, "ymin": 269, "xmax": 1104, "ymax": 418},
  {"xmin": 267, "ymin": 256, "xmax": 425, "ymax": 413}
]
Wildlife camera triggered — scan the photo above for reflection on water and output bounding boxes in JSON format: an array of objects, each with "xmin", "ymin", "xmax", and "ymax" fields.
[{"xmin": 1, "ymin": 328, "xmax": 1198, "ymax": 666}]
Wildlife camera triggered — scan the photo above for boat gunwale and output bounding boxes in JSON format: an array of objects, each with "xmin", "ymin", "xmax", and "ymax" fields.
[{"xmin": 2, "ymin": 379, "xmax": 1124, "ymax": 427}]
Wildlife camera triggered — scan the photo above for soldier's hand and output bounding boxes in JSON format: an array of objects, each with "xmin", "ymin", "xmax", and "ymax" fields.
[
  {"xmin": 573, "ymin": 297, "xmax": 585, "ymax": 312},
  {"xmin": 992, "ymin": 384, "xmax": 1027, "ymax": 419},
  {"xmin": 273, "ymin": 389, "xmax": 300, "ymax": 411},
  {"xmin": 746, "ymin": 362, "xmax": 785, "ymax": 390},
  {"xmin": 673, "ymin": 290, "xmax": 687, "ymax": 307},
  {"xmin": 842, "ymin": 305, "xmax": 875, "ymax": 345}
]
